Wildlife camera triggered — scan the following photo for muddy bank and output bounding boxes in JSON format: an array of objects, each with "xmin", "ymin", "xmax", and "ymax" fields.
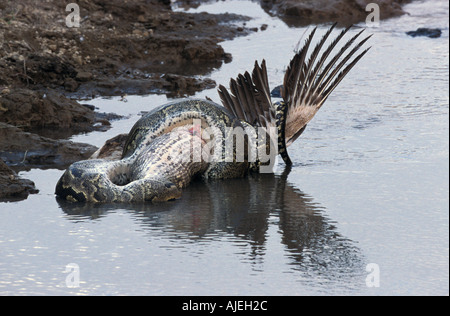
[
  {"xmin": 0, "ymin": 88, "xmax": 121, "ymax": 134},
  {"xmin": 259, "ymin": 0, "xmax": 412, "ymax": 26},
  {"xmin": 0, "ymin": 0, "xmax": 252, "ymax": 99},
  {"xmin": 0, "ymin": 122, "xmax": 98, "ymax": 169},
  {"xmin": 0, "ymin": 89, "xmax": 94, "ymax": 130},
  {"xmin": 0, "ymin": 0, "xmax": 254, "ymax": 131},
  {"xmin": 0, "ymin": 158, "xmax": 38, "ymax": 201}
]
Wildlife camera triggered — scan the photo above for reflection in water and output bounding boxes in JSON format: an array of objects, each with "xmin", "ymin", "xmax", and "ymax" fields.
[{"xmin": 57, "ymin": 168, "xmax": 365, "ymax": 284}]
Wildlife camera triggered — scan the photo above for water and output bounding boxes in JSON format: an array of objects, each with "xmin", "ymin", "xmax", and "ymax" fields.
[{"xmin": 1, "ymin": 0, "xmax": 448, "ymax": 295}]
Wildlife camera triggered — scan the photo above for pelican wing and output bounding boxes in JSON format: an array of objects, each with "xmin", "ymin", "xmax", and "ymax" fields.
[
  {"xmin": 218, "ymin": 60, "xmax": 276, "ymax": 130},
  {"xmin": 282, "ymin": 24, "xmax": 372, "ymax": 146},
  {"xmin": 218, "ymin": 24, "xmax": 371, "ymax": 149}
]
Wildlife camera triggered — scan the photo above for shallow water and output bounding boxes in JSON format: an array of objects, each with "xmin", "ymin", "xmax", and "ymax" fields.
[{"xmin": 1, "ymin": 0, "xmax": 448, "ymax": 295}]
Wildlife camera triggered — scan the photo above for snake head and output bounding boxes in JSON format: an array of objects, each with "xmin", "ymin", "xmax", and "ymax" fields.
[{"xmin": 150, "ymin": 181, "xmax": 182, "ymax": 202}]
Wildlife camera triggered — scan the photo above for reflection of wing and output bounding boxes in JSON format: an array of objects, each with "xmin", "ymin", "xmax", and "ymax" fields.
[
  {"xmin": 218, "ymin": 60, "xmax": 276, "ymax": 131},
  {"xmin": 218, "ymin": 24, "xmax": 372, "ymax": 149}
]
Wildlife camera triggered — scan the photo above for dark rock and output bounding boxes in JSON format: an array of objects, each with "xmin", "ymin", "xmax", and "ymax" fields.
[
  {"xmin": 76, "ymin": 71, "xmax": 93, "ymax": 82},
  {"xmin": 0, "ymin": 88, "xmax": 95, "ymax": 129},
  {"xmin": 64, "ymin": 78, "xmax": 80, "ymax": 92},
  {"xmin": 0, "ymin": 158, "xmax": 38, "ymax": 201},
  {"xmin": 0, "ymin": 123, "xmax": 98, "ymax": 169},
  {"xmin": 406, "ymin": 28, "xmax": 442, "ymax": 38}
]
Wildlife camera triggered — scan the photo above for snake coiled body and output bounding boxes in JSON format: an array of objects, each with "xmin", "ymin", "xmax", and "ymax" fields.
[
  {"xmin": 55, "ymin": 25, "xmax": 371, "ymax": 203},
  {"xmin": 56, "ymin": 99, "xmax": 251, "ymax": 202}
]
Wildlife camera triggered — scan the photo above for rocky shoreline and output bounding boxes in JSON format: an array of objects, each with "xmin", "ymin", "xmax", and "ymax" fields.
[{"xmin": 0, "ymin": 0, "xmax": 412, "ymax": 201}]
